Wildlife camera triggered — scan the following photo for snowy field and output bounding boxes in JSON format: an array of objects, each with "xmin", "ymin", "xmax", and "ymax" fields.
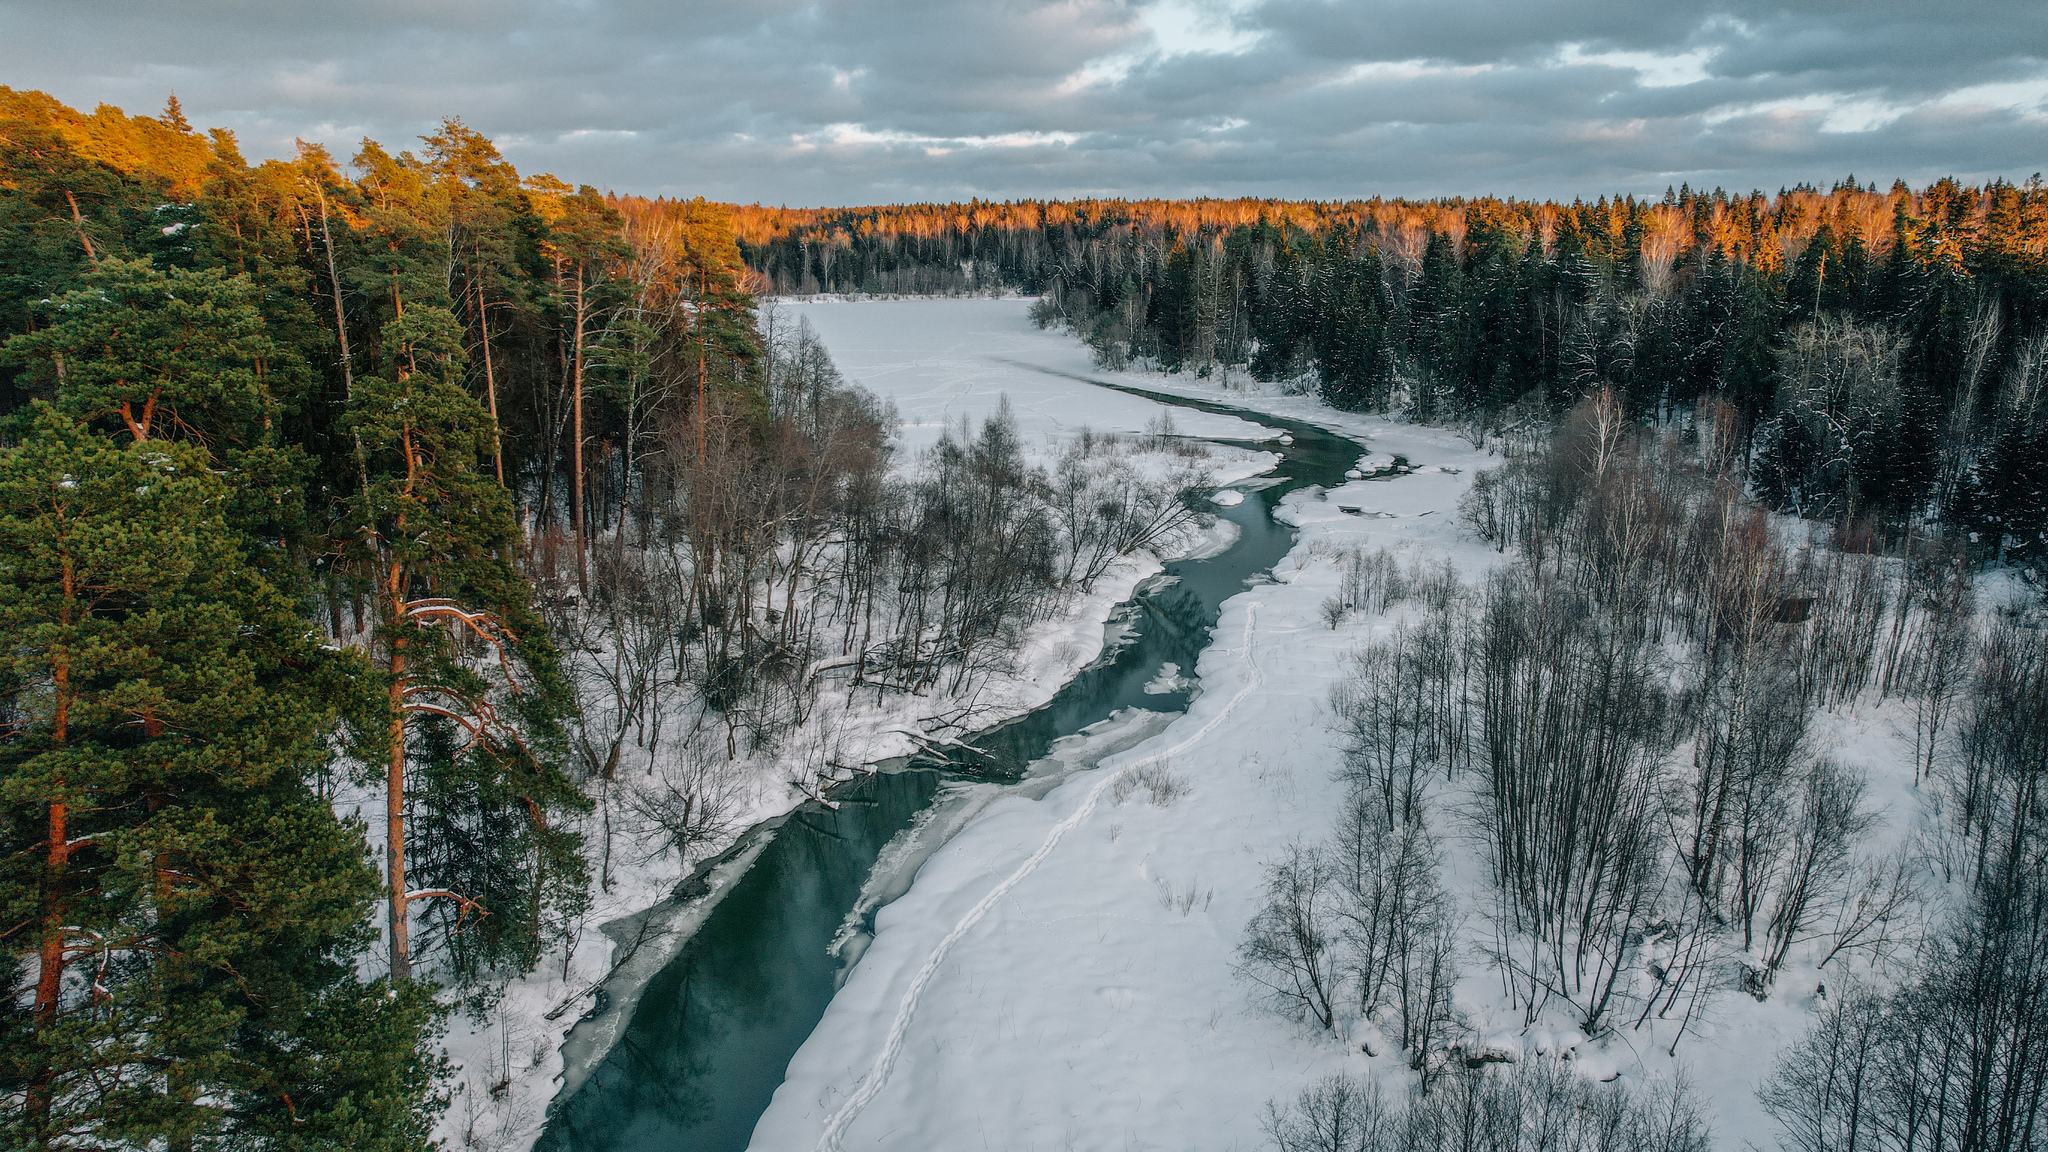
[
  {"xmin": 745, "ymin": 298, "xmax": 1930, "ymax": 1152},
  {"xmin": 775, "ymin": 297, "xmax": 1277, "ymax": 461}
]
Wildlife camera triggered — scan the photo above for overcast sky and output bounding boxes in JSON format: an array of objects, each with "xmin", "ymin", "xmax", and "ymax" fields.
[{"xmin": 4, "ymin": 0, "xmax": 2044, "ymax": 206}]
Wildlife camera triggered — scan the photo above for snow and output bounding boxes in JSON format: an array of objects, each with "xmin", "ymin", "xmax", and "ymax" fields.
[
  {"xmin": 1210, "ymin": 488, "xmax": 1246, "ymax": 507},
  {"xmin": 741, "ymin": 298, "xmax": 1943, "ymax": 1152},
  {"xmin": 777, "ymin": 297, "xmax": 1282, "ymax": 463},
  {"xmin": 749, "ymin": 359, "xmax": 1503, "ymax": 1152},
  {"xmin": 1177, "ymin": 515, "xmax": 1241, "ymax": 561},
  {"xmin": 1141, "ymin": 663, "xmax": 1193, "ymax": 696},
  {"xmin": 434, "ymin": 297, "xmax": 1279, "ymax": 1151},
  {"xmin": 419, "ymin": 295, "xmax": 1948, "ymax": 1152}
]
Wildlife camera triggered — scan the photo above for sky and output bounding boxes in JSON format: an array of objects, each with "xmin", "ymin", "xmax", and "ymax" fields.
[{"xmin": 3, "ymin": 0, "xmax": 2044, "ymax": 207}]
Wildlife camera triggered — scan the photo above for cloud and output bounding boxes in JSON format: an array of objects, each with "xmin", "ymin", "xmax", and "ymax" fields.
[{"xmin": 1, "ymin": 0, "xmax": 2041, "ymax": 204}]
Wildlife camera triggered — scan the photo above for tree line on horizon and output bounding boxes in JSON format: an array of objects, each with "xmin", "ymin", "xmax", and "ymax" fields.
[{"xmin": 738, "ymin": 181, "xmax": 2048, "ymax": 569}]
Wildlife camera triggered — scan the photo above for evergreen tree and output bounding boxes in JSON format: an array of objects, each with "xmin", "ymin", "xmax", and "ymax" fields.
[
  {"xmin": 1313, "ymin": 246, "xmax": 1392, "ymax": 411},
  {"xmin": 1409, "ymin": 230, "xmax": 1469, "ymax": 414},
  {"xmin": 3, "ymin": 257, "xmax": 289, "ymax": 449},
  {"xmin": 422, "ymin": 118, "xmax": 530, "ymax": 488},
  {"xmin": 0, "ymin": 256, "xmax": 314, "ymax": 590},
  {"xmin": 0, "ymin": 405, "xmax": 441, "ymax": 1149},
  {"xmin": 341, "ymin": 268, "xmax": 585, "ymax": 986}
]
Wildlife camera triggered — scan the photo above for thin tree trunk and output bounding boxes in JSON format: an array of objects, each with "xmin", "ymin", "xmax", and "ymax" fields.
[
  {"xmin": 29, "ymin": 618, "xmax": 74, "ymax": 1140},
  {"xmin": 386, "ymin": 566, "xmax": 411, "ymax": 984},
  {"xmin": 696, "ymin": 266, "xmax": 709, "ymax": 464},
  {"xmin": 311, "ymin": 177, "xmax": 353, "ymax": 396},
  {"xmin": 384, "ymin": 421, "xmax": 416, "ymax": 982},
  {"xmin": 304, "ymin": 160, "xmax": 374, "ymax": 534},
  {"xmin": 475, "ymin": 263, "xmax": 503, "ymax": 486},
  {"xmin": 63, "ymin": 188, "xmax": 97, "ymax": 262},
  {"xmin": 572, "ymin": 269, "xmax": 589, "ymax": 595}
]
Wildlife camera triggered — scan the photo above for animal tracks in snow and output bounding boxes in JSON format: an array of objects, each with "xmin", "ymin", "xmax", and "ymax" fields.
[{"xmin": 814, "ymin": 601, "xmax": 1267, "ymax": 1151}]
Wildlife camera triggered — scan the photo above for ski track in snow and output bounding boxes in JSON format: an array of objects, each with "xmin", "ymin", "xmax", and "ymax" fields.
[{"xmin": 815, "ymin": 601, "xmax": 1267, "ymax": 1152}]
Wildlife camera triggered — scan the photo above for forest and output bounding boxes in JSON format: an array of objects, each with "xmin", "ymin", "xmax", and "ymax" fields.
[
  {"xmin": 743, "ymin": 188, "xmax": 2048, "ymax": 1150},
  {"xmin": 741, "ymin": 182, "xmax": 2048, "ymax": 562},
  {"xmin": 1243, "ymin": 394, "xmax": 2044, "ymax": 1152},
  {"xmin": 0, "ymin": 90, "xmax": 1218, "ymax": 1146}
]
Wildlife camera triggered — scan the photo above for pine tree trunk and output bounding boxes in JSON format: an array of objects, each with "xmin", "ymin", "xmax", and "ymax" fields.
[
  {"xmin": 475, "ymin": 267, "xmax": 503, "ymax": 486},
  {"xmin": 29, "ymin": 797, "xmax": 68, "ymax": 1139},
  {"xmin": 386, "ymin": 563, "xmax": 412, "ymax": 984},
  {"xmin": 28, "ymin": 588, "xmax": 77, "ymax": 1139},
  {"xmin": 572, "ymin": 270, "xmax": 589, "ymax": 596}
]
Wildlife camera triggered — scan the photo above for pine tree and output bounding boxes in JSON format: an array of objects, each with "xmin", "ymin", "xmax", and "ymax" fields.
[
  {"xmin": 422, "ymin": 118, "xmax": 528, "ymax": 485},
  {"xmin": 158, "ymin": 94, "xmax": 190, "ymax": 135},
  {"xmin": 0, "ymin": 404, "xmax": 441, "ymax": 1148},
  {"xmin": 0, "ymin": 256, "xmax": 315, "ymax": 584},
  {"xmin": 3, "ymin": 257, "xmax": 285, "ymax": 447},
  {"xmin": 341, "ymin": 273, "xmax": 585, "ymax": 987},
  {"xmin": 528, "ymin": 178, "xmax": 627, "ymax": 590},
  {"xmin": 1409, "ymin": 230, "xmax": 1469, "ymax": 412}
]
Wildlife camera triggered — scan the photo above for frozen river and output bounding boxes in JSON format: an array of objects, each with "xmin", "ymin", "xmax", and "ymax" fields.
[{"xmin": 539, "ymin": 301, "xmax": 1376, "ymax": 1152}]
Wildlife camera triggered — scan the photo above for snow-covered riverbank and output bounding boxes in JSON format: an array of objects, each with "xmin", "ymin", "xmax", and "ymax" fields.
[
  {"xmin": 747, "ymin": 298, "xmax": 1936, "ymax": 1152},
  {"xmin": 433, "ymin": 297, "xmax": 1280, "ymax": 1152},
  {"xmin": 469, "ymin": 296, "xmax": 1933, "ymax": 1152},
  {"xmin": 747, "ymin": 357, "xmax": 1501, "ymax": 1151}
]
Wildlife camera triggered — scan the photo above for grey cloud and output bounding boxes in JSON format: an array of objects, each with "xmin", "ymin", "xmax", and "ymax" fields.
[
  {"xmin": 1245, "ymin": 0, "xmax": 1700, "ymax": 64},
  {"xmin": 1, "ymin": 0, "xmax": 2042, "ymax": 205}
]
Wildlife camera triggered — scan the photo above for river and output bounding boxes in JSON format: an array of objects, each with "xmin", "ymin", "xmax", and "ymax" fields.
[{"xmin": 537, "ymin": 383, "xmax": 1367, "ymax": 1152}]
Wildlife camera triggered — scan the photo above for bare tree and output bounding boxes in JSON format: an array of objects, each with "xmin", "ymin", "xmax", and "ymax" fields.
[
  {"xmin": 1270, "ymin": 1059, "xmax": 1714, "ymax": 1152},
  {"xmin": 1327, "ymin": 786, "xmax": 1463, "ymax": 1071},
  {"xmin": 1760, "ymin": 760, "xmax": 1872, "ymax": 979},
  {"xmin": 1238, "ymin": 843, "xmax": 1342, "ymax": 1031},
  {"xmin": 1474, "ymin": 564, "xmax": 1668, "ymax": 1034},
  {"xmin": 1263, "ymin": 1075, "xmax": 1395, "ymax": 1152},
  {"xmin": 1904, "ymin": 556, "xmax": 1975, "ymax": 783},
  {"xmin": 1333, "ymin": 637, "xmax": 1426, "ymax": 828},
  {"xmin": 1816, "ymin": 850, "xmax": 1921, "ymax": 971},
  {"xmin": 617, "ymin": 740, "xmax": 745, "ymax": 869},
  {"xmin": 1765, "ymin": 641, "xmax": 2048, "ymax": 1152},
  {"xmin": 1762, "ymin": 988, "xmax": 1891, "ymax": 1152}
]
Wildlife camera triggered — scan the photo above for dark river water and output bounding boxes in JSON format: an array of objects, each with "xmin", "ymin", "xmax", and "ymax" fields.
[{"xmin": 538, "ymin": 383, "xmax": 1366, "ymax": 1152}]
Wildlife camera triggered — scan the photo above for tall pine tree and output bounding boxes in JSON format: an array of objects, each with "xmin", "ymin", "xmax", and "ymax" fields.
[{"xmin": 0, "ymin": 405, "xmax": 442, "ymax": 1148}]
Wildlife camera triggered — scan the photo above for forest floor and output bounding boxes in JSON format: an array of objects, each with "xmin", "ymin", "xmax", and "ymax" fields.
[
  {"xmin": 743, "ymin": 298, "xmax": 1938, "ymax": 1152},
  {"xmin": 427, "ymin": 298, "xmax": 1282, "ymax": 1151}
]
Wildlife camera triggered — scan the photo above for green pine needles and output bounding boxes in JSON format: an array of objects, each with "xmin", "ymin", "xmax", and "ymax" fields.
[
  {"xmin": 0, "ymin": 241, "xmax": 581, "ymax": 1146},
  {"xmin": 0, "ymin": 405, "xmax": 445, "ymax": 1147}
]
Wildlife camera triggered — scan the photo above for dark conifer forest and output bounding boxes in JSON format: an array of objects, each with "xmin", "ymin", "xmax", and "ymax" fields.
[
  {"xmin": 5, "ymin": 83, "xmax": 2048, "ymax": 1151},
  {"xmin": 740, "ymin": 186, "xmax": 2048, "ymax": 562}
]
